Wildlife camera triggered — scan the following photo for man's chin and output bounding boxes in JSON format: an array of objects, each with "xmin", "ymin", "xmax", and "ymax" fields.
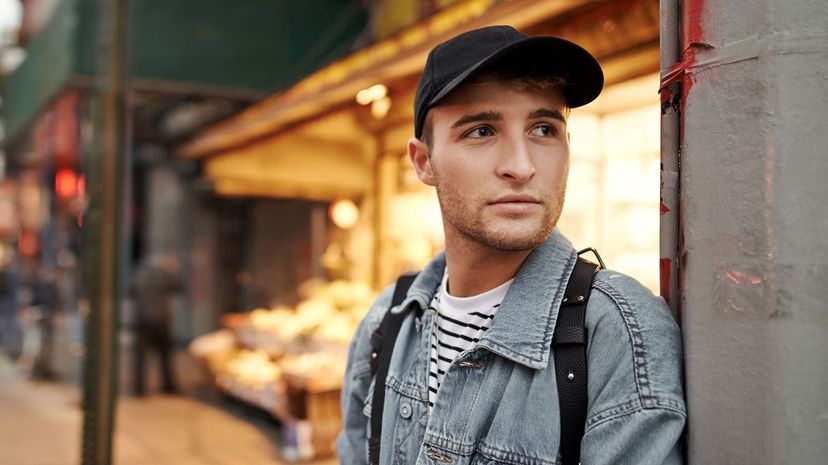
[
  {"xmin": 474, "ymin": 227, "xmax": 552, "ymax": 252},
  {"xmin": 487, "ymin": 237, "xmax": 547, "ymax": 252}
]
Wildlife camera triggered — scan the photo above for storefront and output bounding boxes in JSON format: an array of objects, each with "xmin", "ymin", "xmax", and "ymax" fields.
[
  {"xmin": 0, "ymin": 90, "xmax": 86, "ymax": 381},
  {"xmin": 181, "ymin": 0, "xmax": 662, "ymax": 460}
]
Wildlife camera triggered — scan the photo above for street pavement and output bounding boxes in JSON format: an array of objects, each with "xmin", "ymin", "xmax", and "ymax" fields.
[{"xmin": 0, "ymin": 351, "xmax": 338, "ymax": 465}]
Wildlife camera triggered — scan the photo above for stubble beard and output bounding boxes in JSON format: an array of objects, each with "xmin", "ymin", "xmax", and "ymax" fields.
[{"xmin": 435, "ymin": 179, "xmax": 567, "ymax": 252}]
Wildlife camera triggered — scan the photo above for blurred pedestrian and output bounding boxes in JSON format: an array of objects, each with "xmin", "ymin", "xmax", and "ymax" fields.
[
  {"xmin": 0, "ymin": 255, "xmax": 21, "ymax": 358},
  {"xmin": 30, "ymin": 266, "xmax": 58, "ymax": 380},
  {"xmin": 132, "ymin": 250, "xmax": 182, "ymax": 395}
]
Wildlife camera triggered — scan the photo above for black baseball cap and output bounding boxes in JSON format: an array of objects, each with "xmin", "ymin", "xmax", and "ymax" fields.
[{"xmin": 414, "ymin": 25, "xmax": 604, "ymax": 138}]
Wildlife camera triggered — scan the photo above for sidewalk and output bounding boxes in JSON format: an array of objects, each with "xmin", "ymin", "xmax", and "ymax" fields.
[{"xmin": 0, "ymin": 352, "xmax": 338, "ymax": 465}]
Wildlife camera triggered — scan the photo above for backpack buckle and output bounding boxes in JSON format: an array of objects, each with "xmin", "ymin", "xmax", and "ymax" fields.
[{"xmin": 577, "ymin": 247, "xmax": 605, "ymax": 269}]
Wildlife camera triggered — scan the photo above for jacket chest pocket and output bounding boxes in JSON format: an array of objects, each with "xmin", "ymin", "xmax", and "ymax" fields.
[
  {"xmin": 420, "ymin": 443, "xmax": 556, "ymax": 465},
  {"xmin": 470, "ymin": 452, "xmax": 510, "ymax": 465},
  {"xmin": 468, "ymin": 444, "xmax": 558, "ymax": 465},
  {"xmin": 470, "ymin": 454, "xmax": 511, "ymax": 465}
]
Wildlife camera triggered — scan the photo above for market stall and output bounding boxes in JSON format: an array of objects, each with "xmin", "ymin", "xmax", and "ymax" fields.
[{"xmin": 190, "ymin": 279, "xmax": 375, "ymax": 460}]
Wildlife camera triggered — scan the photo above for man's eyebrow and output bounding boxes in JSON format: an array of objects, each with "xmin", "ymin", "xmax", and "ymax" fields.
[
  {"xmin": 528, "ymin": 108, "xmax": 566, "ymax": 122},
  {"xmin": 451, "ymin": 110, "xmax": 503, "ymax": 129}
]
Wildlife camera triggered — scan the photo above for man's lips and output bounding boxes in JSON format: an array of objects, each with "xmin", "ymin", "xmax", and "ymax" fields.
[
  {"xmin": 487, "ymin": 195, "xmax": 542, "ymax": 215},
  {"xmin": 489, "ymin": 194, "xmax": 541, "ymax": 205}
]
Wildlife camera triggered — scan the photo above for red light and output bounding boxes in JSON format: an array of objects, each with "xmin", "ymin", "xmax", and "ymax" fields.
[
  {"xmin": 56, "ymin": 169, "xmax": 78, "ymax": 198},
  {"xmin": 19, "ymin": 232, "xmax": 39, "ymax": 256}
]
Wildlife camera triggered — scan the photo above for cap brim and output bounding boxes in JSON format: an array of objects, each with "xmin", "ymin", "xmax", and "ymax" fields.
[{"xmin": 428, "ymin": 36, "xmax": 604, "ymax": 110}]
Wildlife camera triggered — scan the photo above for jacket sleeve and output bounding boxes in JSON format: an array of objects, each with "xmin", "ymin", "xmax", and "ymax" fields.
[
  {"xmin": 336, "ymin": 288, "xmax": 393, "ymax": 465},
  {"xmin": 580, "ymin": 271, "xmax": 687, "ymax": 465},
  {"xmin": 580, "ymin": 405, "xmax": 685, "ymax": 464}
]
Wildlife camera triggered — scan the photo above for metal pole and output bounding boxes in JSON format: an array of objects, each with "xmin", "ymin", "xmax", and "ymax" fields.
[
  {"xmin": 81, "ymin": 0, "xmax": 128, "ymax": 463},
  {"xmin": 659, "ymin": 0, "xmax": 682, "ymax": 319},
  {"xmin": 679, "ymin": 0, "xmax": 828, "ymax": 463}
]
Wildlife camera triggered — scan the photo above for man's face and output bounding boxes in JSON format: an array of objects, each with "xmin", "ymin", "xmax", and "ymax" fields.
[{"xmin": 409, "ymin": 78, "xmax": 570, "ymax": 252}]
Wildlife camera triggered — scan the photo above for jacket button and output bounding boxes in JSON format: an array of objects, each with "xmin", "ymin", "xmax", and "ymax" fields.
[
  {"xmin": 458, "ymin": 361, "xmax": 482, "ymax": 368},
  {"xmin": 426, "ymin": 449, "xmax": 453, "ymax": 463},
  {"xmin": 399, "ymin": 402, "xmax": 412, "ymax": 419}
]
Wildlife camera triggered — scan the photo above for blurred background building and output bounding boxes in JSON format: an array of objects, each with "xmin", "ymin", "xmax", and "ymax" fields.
[{"xmin": 6, "ymin": 0, "xmax": 822, "ymax": 464}]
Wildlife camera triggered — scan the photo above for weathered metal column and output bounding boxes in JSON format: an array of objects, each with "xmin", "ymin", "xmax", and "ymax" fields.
[
  {"xmin": 659, "ymin": 0, "xmax": 682, "ymax": 318},
  {"xmin": 672, "ymin": 0, "xmax": 828, "ymax": 463},
  {"xmin": 81, "ymin": 0, "xmax": 128, "ymax": 463}
]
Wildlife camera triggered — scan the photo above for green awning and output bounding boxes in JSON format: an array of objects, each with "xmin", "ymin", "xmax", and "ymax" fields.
[{"xmin": 2, "ymin": 0, "xmax": 368, "ymax": 147}]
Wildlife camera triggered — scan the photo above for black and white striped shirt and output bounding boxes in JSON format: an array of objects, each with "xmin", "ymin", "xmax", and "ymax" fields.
[{"xmin": 428, "ymin": 270, "xmax": 514, "ymax": 409}]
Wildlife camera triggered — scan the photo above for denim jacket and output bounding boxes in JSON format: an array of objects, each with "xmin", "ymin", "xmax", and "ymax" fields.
[{"xmin": 337, "ymin": 230, "xmax": 686, "ymax": 465}]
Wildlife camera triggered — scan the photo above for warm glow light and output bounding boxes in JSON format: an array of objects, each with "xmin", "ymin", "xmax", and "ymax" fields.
[
  {"xmin": 55, "ymin": 169, "xmax": 78, "ymax": 198},
  {"xmin": 371, "ymin": 96, "xmax": 392, "ymax": 119},
  {"xmin": 356, "ymin": 84, "xmax": 387, "ymax": 105},
  {"xmin": 329, "ymin": 200, "xmax": 359, "ymax": 229}
]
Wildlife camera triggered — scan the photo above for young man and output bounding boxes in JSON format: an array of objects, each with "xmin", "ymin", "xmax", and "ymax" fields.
[{"xmin": 338, "ymin": 26, "xmax": 686, "ymax": 465}]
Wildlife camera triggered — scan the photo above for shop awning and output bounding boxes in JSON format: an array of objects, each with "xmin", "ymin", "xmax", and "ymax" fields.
[
  {"xmin": 2, "ymin": 0, "xmax": 368, "ymax": 149},
  {"xmin": 204, "ymin": 110, "xmax": 375, "ymax": 201}
]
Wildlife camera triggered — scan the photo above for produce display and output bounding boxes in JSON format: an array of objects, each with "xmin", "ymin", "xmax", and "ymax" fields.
[
  {"xmin": 188, "ymin": 279, "xmax": 376, "ymax": 460},
  {"xmin": 280, "ymin": 351, "xmax": 348, "ymax": 392},
  {"xmin": 216, "ymin": 349, "xmax": 284, "ymax": 413},
  {"xmin": 188, "ymin": 329, "xmax": 236, "ymax": 372},
  {"xmin": 235, "ymin": 279, "xmax": 373, "ymax": 356}
]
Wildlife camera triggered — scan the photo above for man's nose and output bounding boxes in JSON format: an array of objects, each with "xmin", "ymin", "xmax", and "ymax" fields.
[{"xmin": 495, "ymin": 135, "xmax": 536, "ymax": 182}]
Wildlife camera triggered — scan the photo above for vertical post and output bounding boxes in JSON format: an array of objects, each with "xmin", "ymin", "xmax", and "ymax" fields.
[
  {"xmin": 679, "ymin": 0, "xmax": 828, "ymax": 463},
  {"xmin": 659, "ymin": 0, "xmax": 681, "ymax": 318},
  {"xmin": 81, "ymin": 0, "xmax": 128, "ymax": 463},
  {"xmin": 371, "ymin": 137, "xmax": 390, "ymax": 290},
  {"xmin": 310, "ymin": 204, "xmax": 326, "ymax": 280}
]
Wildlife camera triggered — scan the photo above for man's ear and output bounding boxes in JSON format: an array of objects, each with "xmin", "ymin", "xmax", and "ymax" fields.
[{"xmin": 408, "ymin": 137, "xmax": 436, "ymax": 186}]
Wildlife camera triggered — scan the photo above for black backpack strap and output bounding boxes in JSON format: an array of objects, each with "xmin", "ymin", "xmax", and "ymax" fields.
[
  {"xmin": 553, "ymin": 256, "xmax": 600, "ymax": 465},
  {"xmin": 368, "ymin": 273, "xmax": 418, "ymax": 465}
]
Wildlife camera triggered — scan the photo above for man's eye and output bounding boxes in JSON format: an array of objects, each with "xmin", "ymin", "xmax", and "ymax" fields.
[
  {"xmin": 530, "ymin": 124, "xmax": 557, "ymax": 137},
  {"xmin": 466, "ymin": 126, "xmax": 494, "ymax": 138}
]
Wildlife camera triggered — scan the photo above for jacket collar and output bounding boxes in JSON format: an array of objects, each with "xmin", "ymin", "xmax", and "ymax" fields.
[
  {"xmin": 393, "ymin": 249, "xmax": 446, "ymax": 315},
  {"xmin": 399, "ymin": 229, "xmax": 577, "ymax": 370}
]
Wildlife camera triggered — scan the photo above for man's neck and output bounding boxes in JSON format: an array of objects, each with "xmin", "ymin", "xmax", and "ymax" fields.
[{"xmin": 443, "ymin": 236, "xmax": 533, "ymax": 298}]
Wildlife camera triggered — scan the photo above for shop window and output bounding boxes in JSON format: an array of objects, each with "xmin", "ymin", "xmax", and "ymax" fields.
[{"xmin": 562, "ymin": 74, "xmax": 662, "ymax": 292}]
